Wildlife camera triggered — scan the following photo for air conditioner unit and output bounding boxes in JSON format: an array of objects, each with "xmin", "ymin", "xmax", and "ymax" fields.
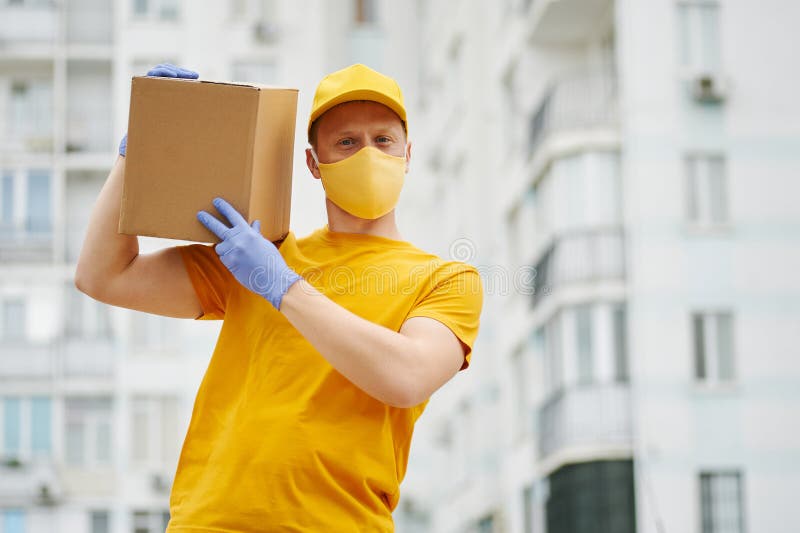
[
  {"xmin": 253, "ymin": 21, "xmax": 279, "ymax": 44},
  {"xmin": 690, "ymin": 73, "xmax": 727, "ymax": 103},
  {"xmin": 37, "ymin": 482, "xmax": 59, "ymax": 506}
]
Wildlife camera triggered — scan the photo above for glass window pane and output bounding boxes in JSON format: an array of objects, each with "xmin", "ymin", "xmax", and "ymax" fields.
[
  {"xmin": 66, "ymin": 421, "xmax": 85, "ymax": 464},
  {"xmin": 3, "ymin": 510, "xmax": 25, "ymax": 533},
  {"xmin": 693, "ymin": 314, "xmax": 706, "ymax": 379},
  {"xmin": 133, "ymin": 0, "xmax": 148, "ymax": 15},
  {"xmin": 3, "ymin": 398, "xmax": 22, "ymax": 454},
  {"xmin": 2, "ymin": 299, "xmax": 26, "ymax": 340},
  {"xmin": 699, "ymin": 5, "xmax": 721, "ymax": 71},
  {"xmin": 96, "ymin": 419, "xmax": 111, "ymax": 463},
  {"xmin": 613, "ymin": 305, "xmax": 628, "ymax": 382},
  {"xmin": 1, "ymin": 172, "xmax": 13, "ymax": 227},
  {"xmin": 709, "ymin": 157, "xmax": 727, "ymax": 223},
  {"xmin": 159, "ymin": 0, "xmax": 179, "ymax": 20},
  {"xmin": 26, "ymin": 169, "xmax": 51, "ymax": 233},
  {"xmin": 717, "ymin": 314, "xmax": 735, "ymax": 381},
  {"xmin": 576, "ymin": 306, "xmax": 593, "ymax": 384},
  {"xmin": 31, "ymin": 396, "xmax": 52, "ymax": 454},
  {"xmin": 91, "ymin": 511, "xmax": 109, "ymax": 533}
]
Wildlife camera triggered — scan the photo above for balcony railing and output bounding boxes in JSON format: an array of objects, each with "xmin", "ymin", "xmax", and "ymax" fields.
[
  {"xmin": 531, "ymin": 227, "xmax": 625, "ymax": 307},
  {"xmin": 66, "ymin": 6, "xmax": 113, "ymax": 45},
  {"xmin": 528, "ymin": 71, "xmax": 618, "ymax": 159},
  {"xmin": 61, "ymin": 338, "xmax": 115, "ymax": 377},
  {"xmin": 66, "ymin": 102, "xmax": 113, "ymax": 153},
  {"xmin": 0, "ymin": 341, "xmax": 55, "ymax": 378},
  {"xmin": 537, "ymin": 382, "xmax": 632, "ymax": 460},
  {"xmin": 0, "ymin": 223, "xmax": 53, "ymax": 263},
  {"xmin": 0, "ymin": 4, "xmax": 57, "ymax": 45}
]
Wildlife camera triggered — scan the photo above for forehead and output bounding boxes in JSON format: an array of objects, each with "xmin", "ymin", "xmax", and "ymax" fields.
[{"xmin": 316, "ymin": 100, "xmax": 404, "ymax": 136}]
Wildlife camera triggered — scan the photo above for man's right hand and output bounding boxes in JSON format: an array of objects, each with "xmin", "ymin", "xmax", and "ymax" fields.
[{"xmin": 118, "ymin": 63, "xmax": 200, "ymax": 157}]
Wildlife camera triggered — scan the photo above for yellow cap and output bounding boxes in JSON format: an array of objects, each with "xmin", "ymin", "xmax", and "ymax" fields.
[{"xmin": 307, "ymin": 63, "xmax": 407, "ymax": 140}]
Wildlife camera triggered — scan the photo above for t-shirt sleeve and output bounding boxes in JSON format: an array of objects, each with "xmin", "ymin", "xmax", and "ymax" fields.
[
  {"xmin": 175, "ymin": 243, "xmax": 233, "ymax": 320},
  {"xmin": 405, "ymin": 261, "xmax": 484, "ymax": 370}
]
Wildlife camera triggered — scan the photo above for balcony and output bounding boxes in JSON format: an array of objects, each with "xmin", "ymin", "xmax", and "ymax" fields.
[
  {"xmin": 0, "ymin": 224, "xmax": 53, "ymax": 263},
  {"xmin": 0, "ymin": 4, "xmax": 57, "ymax": 47},
  {"xmin": 526, "ymin": 0, "xmax": 612, "ymax": 45},
  {"xmin": 0, "ymin": 459, "xmax": 60, "ymax": 506},
  {"xmin": 60, "ymin": 338, "xmax": 115, "ymax": 377},
  {"xmin": 537, "ymin": 382, "xmax": 632, "ymax": 460},
  {"xmin": 66, "ymin": 3, "xmax": 113, "ymax": 46},
  {"xmin": 531, "ymin": 228, "xmax": 625, "ymax": 307},
  {"xmin": 528, "ymin": 71, "xmax": 618, "ymax": 161},
  {"xmin": 0, "ymin": 341, "xmax": 55, "ymax": 378}
]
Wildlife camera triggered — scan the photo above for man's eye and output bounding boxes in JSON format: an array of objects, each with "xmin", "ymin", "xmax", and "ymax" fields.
[
  {"xmin": 377, "ymin": 136, "xmax": 391, "ymax": 143},
  {"xmin": 339, "ymin": 139, "xmax": 354, "ymax": 146}
]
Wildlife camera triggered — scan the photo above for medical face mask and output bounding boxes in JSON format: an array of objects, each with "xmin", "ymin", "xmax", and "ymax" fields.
[{"xmin": 310, "ymin": 146, "xmax": 407, "ymax": 220}]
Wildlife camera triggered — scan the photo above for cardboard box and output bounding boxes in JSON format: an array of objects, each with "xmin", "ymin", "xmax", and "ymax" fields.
[{"xmin": 119, "ymin": 76, "xmax": 298, "ymax": 243}]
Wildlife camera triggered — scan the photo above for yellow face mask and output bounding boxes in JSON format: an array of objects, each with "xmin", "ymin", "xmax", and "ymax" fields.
[{"xmin": 311, "ymin": 146, "xmax": 406, "ymax": 220}]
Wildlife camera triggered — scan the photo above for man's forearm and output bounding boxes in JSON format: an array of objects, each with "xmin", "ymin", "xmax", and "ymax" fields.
[
  {"xmin": 280, "ymin": 279, "xmax": 426, "ymax": 408},
  {"xmin": 74, "ymin": 156, "xmax": 139, "ymax": 296}
]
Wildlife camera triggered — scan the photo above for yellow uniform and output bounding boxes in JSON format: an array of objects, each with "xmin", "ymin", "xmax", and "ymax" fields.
[{"xmin": 165, "ymin": 225, "xmax": 483, "ymax": 532}]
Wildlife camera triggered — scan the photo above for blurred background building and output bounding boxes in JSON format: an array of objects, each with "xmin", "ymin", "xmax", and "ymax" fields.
[{"xmin": 1, "ymin": 1, "xmax": 799, "ymax": 533}]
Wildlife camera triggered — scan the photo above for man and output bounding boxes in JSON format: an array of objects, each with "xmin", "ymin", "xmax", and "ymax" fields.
[{"xmin": 76, "ymin": 63, "xmax": 483, "ymax": 531}]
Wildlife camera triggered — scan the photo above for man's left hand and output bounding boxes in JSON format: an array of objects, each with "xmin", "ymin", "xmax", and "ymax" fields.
[{"xmin": 197, "ymin": 197, "xmax": 302, "ymax": 310}]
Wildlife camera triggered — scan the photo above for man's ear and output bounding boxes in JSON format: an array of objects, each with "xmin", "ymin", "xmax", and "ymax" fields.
[
  {"xmin": 404, "ymin": 141, "xmax": 413, "ymax": 173},
  {"xmin": 306, "ymin": 148, "xmax": 321, "ymax": 180}
]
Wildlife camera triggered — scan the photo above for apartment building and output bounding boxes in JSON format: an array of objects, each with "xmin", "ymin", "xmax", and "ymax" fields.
[
  {"xmin": 0, "ymin": 1, "xmax": 427, "ymax": 532},
  {"xmin": 399, "ymin": 0, "xmax": 800, "ymax": 532}
]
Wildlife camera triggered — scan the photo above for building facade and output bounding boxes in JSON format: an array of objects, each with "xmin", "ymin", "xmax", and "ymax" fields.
[{"xmin": 399, "ymin": 0, "xmax": 800, "ymax": 532}]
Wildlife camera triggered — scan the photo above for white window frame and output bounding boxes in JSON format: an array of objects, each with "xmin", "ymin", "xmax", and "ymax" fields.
[
  {"xmin": 0, "ymin": 396, "xmax": 51, "ymax": 462},
  {"xmin": 692, "ymin": 311, "xmax": 735, "ymax": 385},
  {"xmin": 686, "ymin": 153, "xmax": 728, "ymax": 228},
  {"xmin": 676, "ymin": 0, "xmax": 723, "ymax": 75},
  {"xmin": 64, "ymin": 397, "xmax": 113, "ymax": 467},
  {"xmin": 130, "ymin": 396, "xmax": 180, "ymax": 468},
  {"xmin": 699, "ymin": 470, "xmax": 746, "ymax": 533}
]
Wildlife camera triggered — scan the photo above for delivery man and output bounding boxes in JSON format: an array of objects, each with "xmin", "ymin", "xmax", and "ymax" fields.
[{"xmin": 75, "ymin": 63, "xmax": 483, "ymax": 532}]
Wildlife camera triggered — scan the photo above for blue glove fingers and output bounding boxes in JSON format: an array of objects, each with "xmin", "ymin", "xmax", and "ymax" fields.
[
  {"xmin": 197, "ymin": 210, "xmax": 232, "ymax": 240},
  {"xmin": 147, "ymin": 64, "xmax": 199, "ymax": 79},
  {"xmin": 147, "ymin": 66, "xmax": 178, "ymax": 77},
  {"xmin": 119, "ymin": 134, "xmax": 127, "ymax": 157},
  {"xmin": 212, "ymin": 197, "xmax": 248, "ymax": 228},
  {"xmin": 251, "ymin": 220, "xmax": 261, "ymax": 234}
]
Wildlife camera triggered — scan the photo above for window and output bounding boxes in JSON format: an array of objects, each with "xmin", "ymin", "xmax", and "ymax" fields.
[
  {"xmin": 693, "ymin": 312, "xmax": 735, "ymax": 383},
  {"xmin": 677, "ymin": 1, "xmax": 722, "ymax": 72},
  {"xmin": 133, "ymin": 510, "xmax": 170, "ymax": 533},
  {"xmin": 542, "ymin": 313, "xmax": 563, "ymax": 396},
  {"xmin": 700, "ymin": 471, "xmax": 745, "ymax": 533},
  {"xmin": 511, "ymin": 345, "xmax": 530, "ymax": 438},
  {"xmin": 30, "ymin": 397, "xmax": 51, "ymax": 455},
  {"xmin": 65, "ymin": 397, "xmax": 112, "ymax": 466},
  {"xmin": 26, "ymin": 170, "xmax": 50, "ymax": 233},
  {"xmin": 522, "ymin": 484, "xmax": 534, "ymax": 533},
  {"xmin": 65, "ymin": 284, "xmax": 112, "ymax": 339},
  {"xmin": 354, "ymin": 0, "xmax": 377, "ymax": 24},
  {"xmin": 130, "ymin": 396, "xmax": 180, "ymax": 466},
  {"xmin": 2, "ymin": 510, "xmax": 25, "ymax": 533},
  {"xmin": 3, "ymin": 398, "xmax": 22, "ymax": 456},
  {"xmin": 575, "ymin": 305, "xmax": 593, "ymax": 385},
  {"xmin": 90, "ymin": 511, "xmax": 109, "ymax": 533},
  {"xmin": 2, "ymin": 299, "xmax": 25, "ymax": 340},
  {"xmin": 7, "ymin": 79, "xmax": 52, "ymax": 145},
  {"xmin": 1, "ymin": 172, "xmax": 13, "ymax": 228},
  {"xmin": 232, "ymin": 62, "xmax": 277, "ymax": 85},
  {"xmin": 0, "ymin": 397, "xmax": 51, "ymax": 460},
  {"xmin": 687, "ymin": 154, "xmax": 727, "ymax": 226},
  {"xmin": 613, "ymin": 305, "xmax": 629, "ymax": 382},
  {"xmin": 132, "ymin": 0, "xmax": 178, "ymax": 21}
]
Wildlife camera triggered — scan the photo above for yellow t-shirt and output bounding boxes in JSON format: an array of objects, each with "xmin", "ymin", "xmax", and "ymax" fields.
[{"xmin": 166, "ymin": 224, "xmax": 483, "ymax": 532}]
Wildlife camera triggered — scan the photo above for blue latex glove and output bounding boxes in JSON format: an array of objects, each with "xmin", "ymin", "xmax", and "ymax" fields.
[
  {"xmin": 118, "ymin": 63, "xmax": 200, "ymax": 157},
  {"xmin": 197, "ymin": 197, "xmax": 302, "ymax": 310}
]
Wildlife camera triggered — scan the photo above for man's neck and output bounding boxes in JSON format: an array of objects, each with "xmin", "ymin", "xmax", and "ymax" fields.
[{"xmin": 325, "ymin": 199, "xmax": 404, "ymax": 241}]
